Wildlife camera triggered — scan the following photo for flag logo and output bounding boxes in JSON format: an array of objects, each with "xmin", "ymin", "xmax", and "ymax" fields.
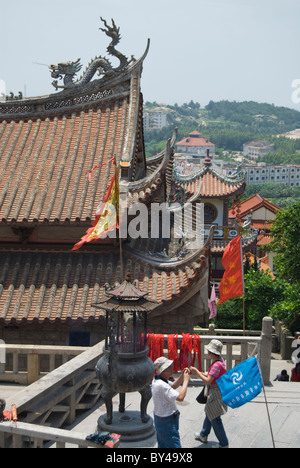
[
  {"xmin": 231, "ymin": 371, "xmax": 243, "ymax": 385},
  {"xmin": 216, "ymin": 356, "xmax": 263, "ymax": 409}
]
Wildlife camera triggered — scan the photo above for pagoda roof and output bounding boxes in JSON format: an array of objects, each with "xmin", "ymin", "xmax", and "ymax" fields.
[
  {"xmin": 174, "ymin": 156, "xmax": 246, "ymax": 199},
  {"xmin": 257, "ymin": 232, "xmax": 273, "ymax": 247},
  {"xmin": 103, "ymin": 277, "xmax": 148, "ymax": 299},
  {"xmin": 93, "ymin": 277, "xmax": 159, "ymax": 313}
]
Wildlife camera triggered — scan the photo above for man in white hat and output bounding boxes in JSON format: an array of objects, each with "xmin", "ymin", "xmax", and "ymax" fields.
[{"xmin": 151, "ymin": 356, "xmax": 190, "ymax": 448}]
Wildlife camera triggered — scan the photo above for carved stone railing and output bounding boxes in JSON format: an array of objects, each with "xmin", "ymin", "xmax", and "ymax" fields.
[
  {"xmin": 0, "ymin": 345, "xmax": 89, "ymax": 385},
  {"xmin": 0, "ymin": 421, "xmax": 116, "ymax": 448},
  {"xmin": 155, "ymin": 317, "xmax": 272, "ymax": 384},
  {"xmin": 160, "ymin": 335, "xmax": 261, "ymax": 375},
  {"xmin": 0, "ymin": 321, "xmax": 271, "ymax": 388},
  {"xmin": 3, "ymin": 342, "xmax": 104, "ymax": 428},
  {"xmin": 0, "ymin": 342, "xmax": 106, "ymax": 448}
]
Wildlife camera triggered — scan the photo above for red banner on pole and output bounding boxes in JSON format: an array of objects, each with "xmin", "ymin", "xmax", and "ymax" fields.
[{"xmin": 219, "ymin": 234, "xmax": 244, "ymax": 304}]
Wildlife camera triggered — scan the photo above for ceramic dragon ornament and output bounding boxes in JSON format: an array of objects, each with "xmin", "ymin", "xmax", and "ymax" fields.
[{"xmin": 49, "ymin": 17, "xmax": 132, "ymax": 90}]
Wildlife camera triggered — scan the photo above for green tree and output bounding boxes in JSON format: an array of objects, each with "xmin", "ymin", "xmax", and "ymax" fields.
[
  {"xmin": 269, "ymin": 283, "xmax": 300, "ymax": 332},
  {"xmin": 214, "ymin": 269, "xmax": 286, "ymax": 330},
  {"xmin": 264, "ymin": 202, "xmax": 300, "ymax": 330},
  {"xmin": 267, "ymin": 202, "xmax": 300, "ymax": 282},
  {"xmin": 244, "ymin": 270, "xmax": 287, "ymax": 329}
]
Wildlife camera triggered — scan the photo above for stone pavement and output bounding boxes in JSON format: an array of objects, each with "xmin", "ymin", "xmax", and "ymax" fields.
[
  {"xmin": 65, "ymin": 356, "xmax": 300, "ymax": 449},
  {"xmin": 1, "ymin": 356, "xmax": 300, "ymax": 449}
]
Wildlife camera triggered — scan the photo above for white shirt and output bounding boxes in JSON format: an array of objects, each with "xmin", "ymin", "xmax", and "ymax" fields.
[{"xmin": 151, "ymin": 377, "xmax": 179, "ymax": 417}]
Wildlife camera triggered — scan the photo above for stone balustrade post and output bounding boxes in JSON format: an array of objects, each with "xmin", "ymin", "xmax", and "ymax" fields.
[
  {"xmin": 27, "ymin": 353, "xmax": 39, "ymax": 385},
  {"xmin": 260, "ymin": 317, "xmax": 273, "ymax": 385}
]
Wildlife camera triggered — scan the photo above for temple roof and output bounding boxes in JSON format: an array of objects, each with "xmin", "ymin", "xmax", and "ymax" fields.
[
  {"xmin": 245, "ymin": 251, "xmax": 274, "ymax": 278},
  {"xmin": 174, "ymin": 155, "xmax": 246, "ymax": 199},
  {"xmin": 0, "ymin": 75, "xmax": 143, "ymax": 225},
  {"xmin": 176, "ymin": 131, "xmax": 215, "ymax": 148},
  {"xmin": 0, "ymin": 20, "xmax": 151, "ymax": 226},
  {"xmin": 229, "ymin": 193, "xmax": 281, "ymax": 219},
  {"xmin": 0, "ymin": 20, "xmax": 212, "ymax": 326},
  {"xmin": 0, "ymin": 239, "xmax": 210, "ymax": 324}
]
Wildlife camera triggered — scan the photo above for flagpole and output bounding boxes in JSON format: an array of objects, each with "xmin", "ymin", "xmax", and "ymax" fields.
[
  {"xmin": 262, "ymin": 382, "xmax": 276, "ymax": 448},
  {"xmin": 257, "ymin": 356, "xmax": 276, "ymax": 448},
  {"xmin": 243, "ymin": 296, "xmax": 245, "ymax": 337},
  {"xmin": 119, "ymin": 237, "xmax": 124, "ymax": 282},
  {"xmin": 115, "ymin": 156, "xmax": 124, "ymax": 282},
  {"xmin": 240, "ymin": 235, "xmax": 245, "ymax": 336}
]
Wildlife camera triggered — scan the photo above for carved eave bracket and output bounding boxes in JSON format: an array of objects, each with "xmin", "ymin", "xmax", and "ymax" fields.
[{"xmin": 11, "ymin": 225, "xmax": 35, "ymax": 244}]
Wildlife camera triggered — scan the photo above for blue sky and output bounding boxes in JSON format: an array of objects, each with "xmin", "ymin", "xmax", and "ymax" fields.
[{"xmin": 1, "ymin": 0, "xmax": 300, "ymax": 109}]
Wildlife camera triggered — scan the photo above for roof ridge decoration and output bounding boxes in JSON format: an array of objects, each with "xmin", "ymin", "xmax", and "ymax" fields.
[
  {"xmin": 50, "ymin": 17, "xmax": 134, "ymax": 91},
  {"xmin": 146, "ymin": 128, "xmax": 178, "ymax": 167},
  {"xmin": 125, "ymin": 225, "xmax": 213, "ymax": 269},
  {"xmin": 173, "ymin": 159, "xmax": 246, "ymax": 185},
  {"xmin": 124, "ymin": 136, "xmax": 175, "ymax": 204}
]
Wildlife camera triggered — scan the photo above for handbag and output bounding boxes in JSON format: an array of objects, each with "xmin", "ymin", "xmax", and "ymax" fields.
[{"xmin": 196, "ymin": 385, "xmax": 208, "ymax": 404}]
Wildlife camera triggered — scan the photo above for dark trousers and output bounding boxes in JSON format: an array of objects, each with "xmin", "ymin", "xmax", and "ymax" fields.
[{"xmin": 154, "ymin": 411, "xmax": 181, "ymax": 448}]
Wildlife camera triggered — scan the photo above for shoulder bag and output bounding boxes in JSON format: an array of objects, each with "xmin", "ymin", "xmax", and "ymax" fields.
[{"xmin": 196, "ymin": 385, "xmax": 208, "ymax": 404}]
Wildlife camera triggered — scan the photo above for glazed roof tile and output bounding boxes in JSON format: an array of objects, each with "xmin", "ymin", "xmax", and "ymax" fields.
[
  {"xmin": 0, "ymin": 246, "xmax": 209, "ymax": 324},
  {"xmin": 0, "ymin": 93, "xmax": 132, "ymax": 224},
  {"xmin": 228, "ymin": 193, "xmax": 281, "ymax": 219},
  {"xmin": 176, "ymin": 131, "xmax": 214, "ymax": 147},
  {"xmin": 175, "ymin": 162, "xmax": 246, "ymax": 199}
]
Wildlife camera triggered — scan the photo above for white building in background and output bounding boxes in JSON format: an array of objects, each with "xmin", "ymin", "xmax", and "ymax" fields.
[
  {"xmin": 243, "ymin": 140, "xmax": 274, "ymax": 159},
  {"xmin": 226, "ymin": 164, "xmax": 300, "ymax": 186},
  {"xmin": 143, "ymin": 111, "xmax": 168, "ymax": 130},
  {"xmin": 176, "ymin": 131, "xmax": 215, "ymax": 158}
]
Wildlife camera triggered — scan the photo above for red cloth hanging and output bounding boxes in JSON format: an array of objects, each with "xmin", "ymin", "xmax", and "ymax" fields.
[
  {"xmin": 178, "ymin": 334, "xmax": 202, "ymax": 371},
  {"xmin": 168, "ymin": 334, "xmax": 179, "ymax": 373},
  {"xmin": 146, "ymin": 333, "xmax": 202, "ymax": 373},
  {"xmin": 147, "ymin": 334, "xmax": 164, "ymax": 363},
  {"xmin": 179, "ymin": 333, "xmax": 193, "ymax": 370},
  {"xmin": 192, "ymin": 334, "xmax": 202, "ymax": 371}
]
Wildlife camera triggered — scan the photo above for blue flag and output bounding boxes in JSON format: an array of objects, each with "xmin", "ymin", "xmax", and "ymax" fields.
[{"xmin": 216, "ymin": 356, "xmax": 263, "ymax": 409}]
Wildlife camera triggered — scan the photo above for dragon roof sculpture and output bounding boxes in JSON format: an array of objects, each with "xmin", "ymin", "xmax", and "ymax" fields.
[{"xmin": 49, "ymin": 17, "xmax": 133, "ymax": 90}]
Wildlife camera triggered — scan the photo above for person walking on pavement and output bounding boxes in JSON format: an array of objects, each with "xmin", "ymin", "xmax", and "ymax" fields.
[
  {"xmin": 152, "ymin": 356, "xmax": 190, "ymax": 448},
  {"xmin": 189, "ymin": 339, "xmax": 229, "ymax": 448}
]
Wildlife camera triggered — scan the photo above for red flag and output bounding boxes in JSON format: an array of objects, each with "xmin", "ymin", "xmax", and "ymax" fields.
[
  {"xmin": 219, "ymin": 234, "xmax": 244, "ymax": 304},
  {"xmin": 72, "ymin": 159, "xmax": 119, "ymax": 251}
]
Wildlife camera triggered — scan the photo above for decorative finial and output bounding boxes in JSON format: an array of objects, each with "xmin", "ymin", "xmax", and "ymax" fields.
[
  {"xmin": 125, "ymin": 271, "xmax": 133, "ymax": 282},
  {"xmin": 204, "ymin": 149, "xmax": 211, "ymax": 166}
]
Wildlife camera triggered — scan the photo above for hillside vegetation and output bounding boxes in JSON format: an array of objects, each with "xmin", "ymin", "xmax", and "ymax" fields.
[
  {"xmin": 144, "ymin": 99, "xmax": 300, "ymax": 157},
  {"xmin": 144, "ymin": 100, "xmax": 300, "ymax": 206}
]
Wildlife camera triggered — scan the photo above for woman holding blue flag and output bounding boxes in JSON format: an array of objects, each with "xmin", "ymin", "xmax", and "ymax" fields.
[{"xmin": 189, "ymin": 339, "xmax": 229, "ymax": 448}]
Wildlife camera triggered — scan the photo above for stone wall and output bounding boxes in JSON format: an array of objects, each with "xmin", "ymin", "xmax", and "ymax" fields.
[{"xmin": 0, "ymin": 321, "xmax": 105, "ymax": 347}]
